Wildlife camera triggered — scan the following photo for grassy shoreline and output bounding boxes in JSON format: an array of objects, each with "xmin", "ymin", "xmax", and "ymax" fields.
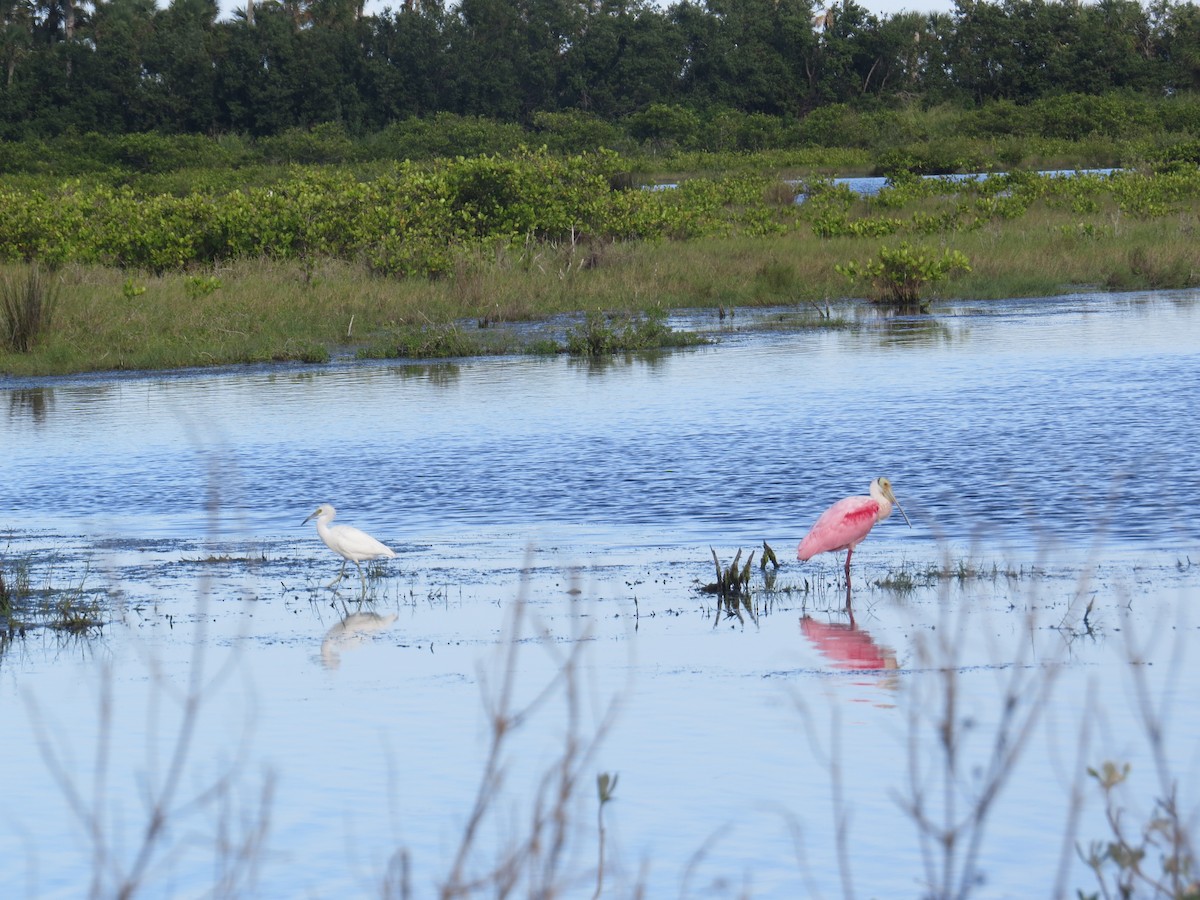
[{"xmin": 3, "ymin": 167, "xmax": 1199, "ymax": 377}]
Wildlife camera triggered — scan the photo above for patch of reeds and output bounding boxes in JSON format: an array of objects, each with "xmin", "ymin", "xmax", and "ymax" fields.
[
  {"xmin": 0, "ymin": 551, "xmax": 104, "ymax": 636},
  {"xmin": 699, "ymin": 542, "xmax": 781, "ymax": 624},
  {"xmin": 563, "ymin": 309, "xmax": 706, "ymax": 356},
  {"xmin": 1, "ymin": 262, "xmax": 59, "ymax": 352},
  {"xmin": 877, "ymin": 557, "xmax": 1027, "ymax": 592}
]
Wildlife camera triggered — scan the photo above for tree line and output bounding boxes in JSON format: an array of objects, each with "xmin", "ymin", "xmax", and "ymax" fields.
[{"xmin": 3, "ymin": 0, "xmax": 1200, "ymax": 139}]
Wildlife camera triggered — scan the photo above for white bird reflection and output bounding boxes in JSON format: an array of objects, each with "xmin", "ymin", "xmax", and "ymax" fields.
[{"xmin": 319, "ymin": 611, "xmax": 398, "ymax": 669}]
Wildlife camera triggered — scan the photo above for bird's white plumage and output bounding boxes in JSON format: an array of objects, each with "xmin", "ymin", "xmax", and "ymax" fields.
[{"xmin": 303, "ymin": 503, "xmax": 395, "ymax": 591}]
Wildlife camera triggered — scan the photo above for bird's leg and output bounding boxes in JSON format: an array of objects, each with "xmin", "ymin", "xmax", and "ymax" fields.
[
  {"xmin": 843, "ymin": 547, "xmax": 854, "ymax": 583},
  {"xmin": 355, "ymin": 561, "xmax": 367, "ymax": 597},
  {"xmin": 326, "ymin": 560, "xmax": 348, "ymax": 589}
]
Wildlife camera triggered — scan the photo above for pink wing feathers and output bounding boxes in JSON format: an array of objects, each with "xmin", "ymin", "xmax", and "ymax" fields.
[{"xmin": 797, "ymin": 496, "xmax": 881, "ymax": 561}]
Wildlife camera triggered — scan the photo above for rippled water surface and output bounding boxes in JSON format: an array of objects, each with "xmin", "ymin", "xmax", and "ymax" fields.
[{"xmin": 3, "ymin": 291, "xmax": 1199, "ymax": 898}]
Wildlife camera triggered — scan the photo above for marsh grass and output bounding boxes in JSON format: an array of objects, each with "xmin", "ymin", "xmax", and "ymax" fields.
[
  {"xmin": 564, "ymin": 309, "xmax": 706, "ymax": 356},
  {"xmin": 1, "ymin": 551, "xmax": 104, "ymax": 635},
  {"xmin": 877, "ymin": 557, "xmax": 1027, "ymax": 592},
  {"xmin": 1, "ymin": 261, "xmax": 59, "ymax": 352},
  {"xmin": 181, "ymin": 551, "xmax": 270, "ymax": 564},
  {"xmin": 356, "ymin": 323, "xmax": 498, "ymax": 360}
]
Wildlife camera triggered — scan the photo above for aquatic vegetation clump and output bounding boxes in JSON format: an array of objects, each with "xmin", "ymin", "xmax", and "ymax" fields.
[
  {"xmin": 0, "ymin": 551, "xmax": 104, "ymax": 637},
  {"xmin": 564, "ymin": 310, "xmax": 706, "ymax": 356},
  {"xmin": 700, "ymin": 542, "xmax": 780, "ymax": 622},
  {"xmin": 878, "ymin": 558, "xmax": 1024, "ymax": 593}
]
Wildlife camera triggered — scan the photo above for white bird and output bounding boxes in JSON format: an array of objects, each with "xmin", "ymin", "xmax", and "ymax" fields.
[{"xmin": 302, "ymin": 503, "xmax": 396, "ymax": 593}]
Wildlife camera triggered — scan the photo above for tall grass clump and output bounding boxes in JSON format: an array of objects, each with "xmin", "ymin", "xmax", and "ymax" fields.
[
  {"xmin": 564, "ymin": 310, "xmax": 707, "ymax": 356},
  {"xmin": 2, "ymin": 262, "xmax": 59, "ymax": 352}
]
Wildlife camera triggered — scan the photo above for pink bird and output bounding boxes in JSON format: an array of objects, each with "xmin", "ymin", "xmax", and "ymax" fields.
[{"xmin": 797, "ymin": 477, "xmax": 912, "ymax": 584}]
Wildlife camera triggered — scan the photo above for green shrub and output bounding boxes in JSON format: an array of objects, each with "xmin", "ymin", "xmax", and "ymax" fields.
[
  {"xmin": 624, "ymin": 104, "xmax": 702, "ymax": 153},
  {"xmin": 836, "ymin": 242, "xmax": 971, "ymax": 310},
  {"xmin": 256, "ymin": 123, "xmax": 358, "ymax": 165},
  {"xmin": 530, "ymin": 110, "xmax": 629, "ymax": 155},
  {"xmin": 796, "ymin": 104, "xmax": 879, "ymax": 148},
  {"xmin": 364, "ymin": 114, "xmax": 529, "ymax": 161}
]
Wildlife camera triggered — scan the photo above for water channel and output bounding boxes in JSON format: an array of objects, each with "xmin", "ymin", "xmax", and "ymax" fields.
[{"xmin": 2, "ymin": 290, "xmax": 1199, "ymax": 898}]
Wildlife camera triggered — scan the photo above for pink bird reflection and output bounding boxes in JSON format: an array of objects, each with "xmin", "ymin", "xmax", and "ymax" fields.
[{"xmin": 801, "ymin": 614, "xmax": 897, "ymax": 674}]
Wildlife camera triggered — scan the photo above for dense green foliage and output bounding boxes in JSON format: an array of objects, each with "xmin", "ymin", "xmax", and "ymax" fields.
[
  {"xmin": 0, "ymin": 149, "xmax": 799, "ymax": 274},
  {"xmin": 5, "ymin": 146, "xmax": 1200, "ymax": 279},
  {"xmin": 3, "ymin": 0, "xmax": 1200, "ymax": 139}
]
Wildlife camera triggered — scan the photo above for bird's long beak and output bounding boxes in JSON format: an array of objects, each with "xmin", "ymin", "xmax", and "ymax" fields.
[
  {"xmin": 302, "ymin": 510, "xmax": 317, "ymax": 526},
  {"xmin": 883, "ymin": 484, "xmax": 913, "ymax": 528}
]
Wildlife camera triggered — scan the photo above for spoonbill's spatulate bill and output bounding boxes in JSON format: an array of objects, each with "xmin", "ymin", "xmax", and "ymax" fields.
[
  {"xmin": 303, "ymin": 503, "xmax": 396, "ymax": 592},
  {"xmin": 797, "ymin": 477, "xmax": 911, "ymax": 584}
]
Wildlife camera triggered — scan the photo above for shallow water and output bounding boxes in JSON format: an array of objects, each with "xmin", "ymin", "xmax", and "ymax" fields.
[{"xmin": 3, "ymin": 291, "xmax": 1199, "ymax": 898}]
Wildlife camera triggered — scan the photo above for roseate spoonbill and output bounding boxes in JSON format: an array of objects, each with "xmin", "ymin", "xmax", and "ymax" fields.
[
  {"xmin": 797, "ymin": 477, "xmax": 912, "ymax": 583},
  {"xmin": 303, "ymin": 504, "xmax": 396, "ymax": 592}
]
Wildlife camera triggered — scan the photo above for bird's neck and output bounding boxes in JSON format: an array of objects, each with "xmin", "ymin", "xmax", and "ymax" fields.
[{"xmin": 875, "ymin": 500, "xmax": 892, "ymax": 522}]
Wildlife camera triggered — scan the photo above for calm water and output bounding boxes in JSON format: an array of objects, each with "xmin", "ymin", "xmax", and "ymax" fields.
[{"xmin": 2, "ymin": 291, "xmax": 1199, "ymax": 898}]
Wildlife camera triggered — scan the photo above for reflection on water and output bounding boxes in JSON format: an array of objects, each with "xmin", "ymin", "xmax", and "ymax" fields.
[
  {"xmin": 396, "ymin": 360, "xmax": 463, "ymax": 387},
  {"xmin": 801, "ymin": 613, "xmax": 897, "ymax": 672},
  {"xmin": 8, "ymin": 386, "xmax": 53, "ymax": 424},
  {"xmin": 876, "ymin": 315, "xmax": 957, "ymax": 347},
  {"xmin": 319, "ymin": 610, "xmax": 398, "ymax": 669}
]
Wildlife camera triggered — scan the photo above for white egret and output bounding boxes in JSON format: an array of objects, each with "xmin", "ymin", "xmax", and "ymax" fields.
[{"xmin": 302, "ymin": 503, "xmax": 396, "ymax": 593}]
